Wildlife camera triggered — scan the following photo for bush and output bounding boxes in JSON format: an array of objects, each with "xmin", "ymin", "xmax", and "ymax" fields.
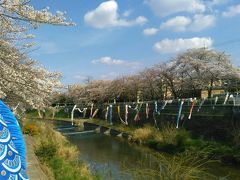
[
  {"xmin": 131, "ymin": 125, "xmax": 157, "ymax": 144},
  {"xmin": 23, "ymin": 123, "xmax": 40, "ymax": 136},
  {"xmin": 159, "ymin": 124, "xmax": 191, "ymax": 146},
  {"xmin": 35, "ymin": 142, "xmax": 57, "ymax": 161},
  {"xmin": 48, "ymin": 157, "xmax": 94, "ymax": 180}
]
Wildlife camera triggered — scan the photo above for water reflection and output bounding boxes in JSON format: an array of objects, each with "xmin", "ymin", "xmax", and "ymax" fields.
[
  {"xmin": 51, "ymin": 121, "xmax": 240, "ymax": 180},
  {"xmin": 69, "ymin": 133, "xmax": 159, "ymax": 179}
]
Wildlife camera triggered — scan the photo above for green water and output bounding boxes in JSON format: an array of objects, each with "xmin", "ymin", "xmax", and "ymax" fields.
[
  {"xmin": 54, "ymin": 121, "xmax": 240, "ymax": 180},
  {"xmin": 70, "ymin": 133, "xmax": 161, "ymax": 179}
]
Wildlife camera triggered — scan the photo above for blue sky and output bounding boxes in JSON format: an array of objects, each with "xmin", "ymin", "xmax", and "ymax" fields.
[{"xmin": 30, "ymin": 0, "xmax": 240, "ymax": 85}]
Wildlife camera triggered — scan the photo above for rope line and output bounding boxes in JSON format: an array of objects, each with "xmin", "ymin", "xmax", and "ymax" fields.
[{"xmin": 176, "ymin": 100, "xmax": 184, "ymax": 129}]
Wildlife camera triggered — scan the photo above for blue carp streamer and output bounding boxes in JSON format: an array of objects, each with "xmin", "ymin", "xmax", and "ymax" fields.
[{"xmin": 0, "ymin": 100, "xmax": 28, "ymax": 179}]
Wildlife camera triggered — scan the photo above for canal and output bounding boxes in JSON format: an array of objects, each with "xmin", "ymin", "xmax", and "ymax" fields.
[{"xmin": 53, "ymin": 120, "xmax": 240, "ymax": 180}]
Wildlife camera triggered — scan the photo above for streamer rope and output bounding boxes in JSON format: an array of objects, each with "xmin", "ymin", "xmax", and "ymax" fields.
[
  {"xmin": 197, "ymin": 99, "xmax": 205, "ymax": 112},
  {"xmin": 145, "ymin": 103, "xmax": 150, "ymax": 119},
  {"xmin": 76, "ymin": 107, "xmax": 87, "ymax": 113},
  {"xmin": 188, "ymin": 100, "xmax": 195, "ymax": 120},
  {"xmin": 176, "ymin": 100, "xmax": 184, "ymax": 129},
  {"xmin": 229, "ymin": 94, "xmax": 236, "ymax": 106},
  {"xmin": 90, "ymin": 103, "xmax": 94, "ymax": 117},
  {"xmin": 91, "ymin": 109, "xmax": 99, "ymax": 119},
  {"xmin": 125, "ymin": 105, "xmax": 129, "ymax": 125},
  {"xmin": 71, "ymin": 105, "xmax": 88, "ymax": 124},
  {"xmin": 83, "ymin": 108, "xmax": 87, "ymax": 118},
  {"xmin": 153, "ymin": 101, "xmax": 160, "ymax": 130},
  {"xmin": 223, "ymin": 92, "xmax": 230, "ymax": 105},
  {"xmin": 105, "ymin": 106, "xmax": 109, "ymax": 120},
  {"xmin": 134, "ymin": 103, "xmax": 142, "ymax": 121},
  {"xmin": 161, "ymin": 100, "xmax": 168, "ymax": 110},
  {"xmin": 213, "ymin": 96, "xmax": 218, "ymax": 110},
  {"xmin": 117, "ymin": 105, "xmax": 128, "ymax": 125},
  {"xmin": 109, "ymin": 105, "xmax": 113, "ymax": 125},
  {"xmin": 71, "ymin": 105, "xmax": 77, "ymax": 125}
]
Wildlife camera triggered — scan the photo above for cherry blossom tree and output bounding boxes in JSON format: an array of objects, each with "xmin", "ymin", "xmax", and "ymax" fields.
[
  {"xmin": 172, "ymin": 48, "xmax": 240, "ymax": 98},
  {"xmin": 0, "ymin": 0, "xmax": 73, "ymax": 110}
]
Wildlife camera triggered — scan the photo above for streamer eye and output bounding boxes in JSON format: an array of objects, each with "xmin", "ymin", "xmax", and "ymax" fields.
[{"xmin": 1, "ymin": 170, "xmax": 6, "ymax": 176}]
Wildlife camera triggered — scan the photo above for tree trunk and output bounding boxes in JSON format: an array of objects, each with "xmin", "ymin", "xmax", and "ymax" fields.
[
  {"xmin": 208, "ymin": 79, "xmax": 214, "ymax": 98},
  {"xmin": 37, "ymin": 109, "xmax": 43, "ymax": 119}
]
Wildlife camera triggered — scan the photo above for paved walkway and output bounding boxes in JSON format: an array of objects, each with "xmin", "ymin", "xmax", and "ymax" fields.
[{"xmin": 24, "ymin": 135, "xmax": 49, "ymax": 180}]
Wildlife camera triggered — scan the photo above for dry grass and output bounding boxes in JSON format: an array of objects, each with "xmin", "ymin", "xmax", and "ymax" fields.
[
  {"xmin": 34, "ymin": 122, "xmax": 78, "ymax": 157},
  {"xmin": 131, "ymin": 123, "xmax": 189, "ymax": 146},
  {"xmin": 27, "ymin": 120, "xmax": 94, "ymax": 180},
  {"xmin": 156, "ymin": 153, "xmax": 215, "ymax": 180},
  {"xmin": 132, "ymin": 125, "xmax": 157, "ymax": 144},
  {"xmin": 39, "ymin": 162, "xmax": 55, "ymax": 180},
  {"xmin": 123, "ymin": 153, "xmax": 216, "ymax": 180},
  {"xmin": 159, "ymin": 123, "xmax": 190, "ymax": 145}
]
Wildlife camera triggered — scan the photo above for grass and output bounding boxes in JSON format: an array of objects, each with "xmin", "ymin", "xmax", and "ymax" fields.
[
  {"xmin": 132, "ymin": 125, "xmax": 156, "ymax": 144},
  {"xmin": 24, "ymin": 116, "xmax": 240, "ymax": 179},
  {"xmin": 122, "ymin": 152, "xmax": 216, "ymax": 180},
  {"xmin": 23, "ymin": 119, "xmax": 99, "ymax": 180},
  {"xmin": 25, "ymin": 111, "xmax": 240, "ymax": 166},
  {"xmin": 129, "ymin": 123, "xmax": 190, "ymax": 154},
  {"xmin": 232, "ymin": 130, "xmax": 240, "ymax": 148},
  {"xmin": 46, "ymin": 117, "xmax": 240, "ymax": 166}
]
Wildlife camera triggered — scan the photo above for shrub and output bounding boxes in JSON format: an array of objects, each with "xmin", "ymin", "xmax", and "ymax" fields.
[
  {"xmin": 132, "ymin": 126, "xmax": 157, "ymax": 144},
  {"xmin": 35, "ymin": 142, "xmax": 57, "ymax": 161},
  {"xmin": 160, "ymin": 124, "xmax": 191, "ymax": 146},
  {"xmin": 22, "ymin": 123, "xmax": 40, "ymax": 136}
]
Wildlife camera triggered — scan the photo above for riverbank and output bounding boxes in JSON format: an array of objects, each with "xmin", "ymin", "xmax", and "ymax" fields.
[
  {"xmin": 56, "ymin": 119, "xmax": 240, "ymax": 179},
  {"xmin": 23, "ymin": 119, "xmax": 98, "ymax": 180},
  {"xmin": 24, "ymin": 135, "xmax": 49, "ymax": 180},
  {"xmin": 34, "ymin": 117, "xmax": 240, "ymax": 167},
  {"xmin": 83, "ymin": 119, "xmax": 240, "ymax": 166},
  {"xmin": 25, "ymin": 117, "xmax": 240, "ymax": 179}
]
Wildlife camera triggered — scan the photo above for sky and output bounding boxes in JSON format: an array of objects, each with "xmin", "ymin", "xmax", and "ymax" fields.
[{"xmin": 30, "ymin": 0, "xmax": 240, "ymax": 85}]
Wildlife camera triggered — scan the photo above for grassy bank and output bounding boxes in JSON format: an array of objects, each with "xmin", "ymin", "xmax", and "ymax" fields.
[
  {"xmin": 85, "ymin": 119, "xmax": 240, "ymax": 178},
  {"xmin": 24, "ymin": 117, "xmax": 240, "ymax": 179},
  {"xmin": 80, "ymin": 119, "xmax": 240, "ymax": 167},
  {"xmin": 130, "ymin": 124, "xmax": 240, "ymax": 165},
  {"xmin": 23, "ymin": 119, "xmax": 99, "ymax": 180}
]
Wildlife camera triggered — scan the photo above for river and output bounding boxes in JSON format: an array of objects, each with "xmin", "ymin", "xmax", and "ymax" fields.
[{"xmin": 52, "ymin": 120, "xmax": 240, "ymax": 180}]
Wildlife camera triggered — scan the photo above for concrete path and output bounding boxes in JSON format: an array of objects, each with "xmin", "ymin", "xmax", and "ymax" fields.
[{"xmin": 24, "ymin": 135, "xmax": 49, "ymax": 180}]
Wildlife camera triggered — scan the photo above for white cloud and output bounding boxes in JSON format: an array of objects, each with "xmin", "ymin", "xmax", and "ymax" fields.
[
  {"xmin": 154, "ymin": 37, "xmax": 213, "ymax": 54},
  {"xmin": 135, "ymin": 16, "xmax": 148, "ymax": 25},
  {"xmin": 189, "ymin": 14, "xmax": 215, "ymax": 31},
  {"xmin": 92, "ymin": 56, "xmax": 125, "ymax": 65},
  {"xmin": 84, "ymin": 0, "xmax": 147, "ymax": 28},
  {"xmin": 123, "ymin": 10, "xmax": 132, "ymax": 17},
  {"xmin": 160, "ymin": 14, "xmax": 215, "ymax": 32},
  {"xmin": 145, "ymin": 0, "xmax": 205, "ymax": 17},
  {"xmin": 92, "ymin": 56, "xmax": 142, "ymax": 69},
  {"xmin": 160, "ymin": 16, "xmax": 191, "ymax": 32},
  {"xmin": 143, "ymin": 28, "xmax": 158, "ymax": 36},
  {"xmin": 222, "ymin": 4, "xmax": 240, "ymax": 17}
]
